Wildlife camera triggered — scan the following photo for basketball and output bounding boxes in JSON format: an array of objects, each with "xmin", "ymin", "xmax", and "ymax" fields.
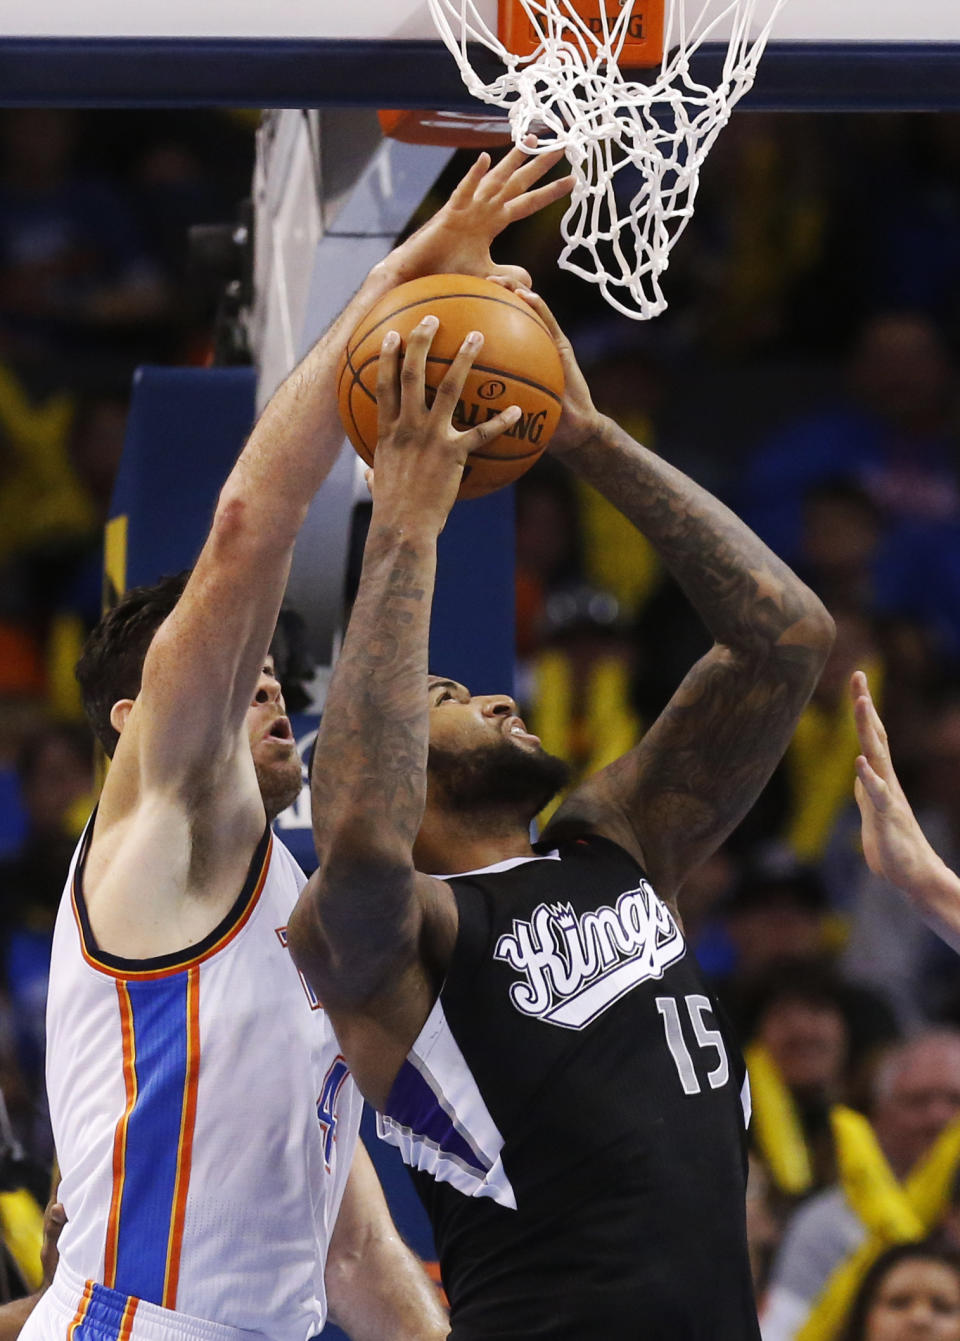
[{"xmin": 336, "ymin": 274, "xmax": 565, "ymax": 500}]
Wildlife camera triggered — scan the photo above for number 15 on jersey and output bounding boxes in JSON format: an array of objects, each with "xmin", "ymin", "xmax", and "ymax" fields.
[{"xmin": 656, "ymin": 994, "xmax": 730, "ymax": 1095}]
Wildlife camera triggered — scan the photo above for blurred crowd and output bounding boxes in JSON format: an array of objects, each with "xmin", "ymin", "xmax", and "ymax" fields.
[{"xmin": 3, "ymin": 106, "xmax": 960, "ymax": 1338}]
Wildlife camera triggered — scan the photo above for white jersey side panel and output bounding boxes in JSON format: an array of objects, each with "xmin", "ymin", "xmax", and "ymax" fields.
[{"xmin": 45, "ymin": 823, "xmax": 363, "ymax": 1341}]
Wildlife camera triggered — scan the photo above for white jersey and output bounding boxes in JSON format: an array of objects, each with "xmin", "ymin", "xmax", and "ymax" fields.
[{"xmin": 36, "ymin": 819, "xmax": 363, "ymax": 1341}]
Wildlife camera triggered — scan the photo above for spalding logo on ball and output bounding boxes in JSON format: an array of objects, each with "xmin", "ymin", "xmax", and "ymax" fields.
[{"xmin": 336, "ymin": 274, "xmax": 565, "ymax": 500}]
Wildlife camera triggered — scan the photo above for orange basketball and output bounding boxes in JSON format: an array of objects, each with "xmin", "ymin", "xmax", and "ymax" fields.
[{"xmin": 336, "ymin": 274, "xmax": 564, "ymax": 501}]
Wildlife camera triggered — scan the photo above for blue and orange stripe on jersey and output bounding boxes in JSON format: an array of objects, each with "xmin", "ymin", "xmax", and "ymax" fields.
[
  {"xmin": 103, "ymin": 967, "xmax": 201, "ymax": 1307},
  {"xmin": 163, "ymin": 965, "xmax": 200, "ymax": 1307},
  {"xmin": 68, "ymin": 822, "xmax": 271, "ymax": 1305},
  {"xmin": 104, "ymin": 984, "xmax": 137, "ymax": 1288}
]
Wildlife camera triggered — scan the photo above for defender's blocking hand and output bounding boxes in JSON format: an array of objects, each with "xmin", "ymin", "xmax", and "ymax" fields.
[{"xmin": 383, "ymin": 140, "xmax": 573, "ymax": 290}]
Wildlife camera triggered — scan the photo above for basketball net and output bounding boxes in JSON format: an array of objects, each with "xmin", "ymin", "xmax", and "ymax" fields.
[{"xmin": 426, "ymin": 0, "xmax": 789, "ymax": 319}]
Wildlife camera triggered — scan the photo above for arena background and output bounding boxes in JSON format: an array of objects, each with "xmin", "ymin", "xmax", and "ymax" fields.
[{"xmin": 2, "ymin": 4, "xmax": 960, "ymax": 1334}]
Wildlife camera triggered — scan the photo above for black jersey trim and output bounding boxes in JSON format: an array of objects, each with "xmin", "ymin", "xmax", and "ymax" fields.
[{"xmin": 71, "ymin": 810, "xmax": 272, "ymax": 979}]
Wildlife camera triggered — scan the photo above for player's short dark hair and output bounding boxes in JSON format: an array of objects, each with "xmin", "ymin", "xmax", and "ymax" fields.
[{"xmin": 75, "ymin": 571, "xmax": 190, "ymax": 757}]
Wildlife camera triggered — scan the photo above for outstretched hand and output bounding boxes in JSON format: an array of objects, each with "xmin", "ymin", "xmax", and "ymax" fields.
[
  {"xmin": 368, "ymin": 316, "xmax": 521, "ymax": 534},
  {"xmin": 852, "ymin": 670, "xmax": 938, "ymax": 894},
  {"xmin": 507, "ymin": 287, "xmax": 603, "ymax": 454},
  {"xmin": 386, "ymin": 140, "xmax": 573, "ymax": 290}
]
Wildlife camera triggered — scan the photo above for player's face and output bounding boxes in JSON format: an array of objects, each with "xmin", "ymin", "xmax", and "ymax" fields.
[
  {"xmin": 427, "ymin": 676, "xmax": 541, "ymax": 755},
  {"xmin": 247, "ymin": 656, "xmax": 302, "ymax": 820},
  {"xmin": 426, "ymin": 675, "xmax": 571, "ymax": 815},
  {"xmin": 865, "ymin": 1260, "xmax": 960, "ymax": 1341}
]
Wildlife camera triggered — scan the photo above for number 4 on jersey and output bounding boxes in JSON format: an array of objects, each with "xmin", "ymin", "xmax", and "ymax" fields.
[
  {"xmin": 316, "ymin": 1055, "xmax": 350, "ymax": 1171},
  {"xmin": 656, "ymin": 994, "xmax": 729, "ymax": 1095}
]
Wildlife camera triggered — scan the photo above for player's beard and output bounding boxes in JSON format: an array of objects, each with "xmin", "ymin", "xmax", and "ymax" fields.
[
  {"xmin": 255, "ymin": 752, "xmax": 303, "ymax": 822},
  {"xmin": 428, "ymin": 737, "xmax": 572, "ymax": 819}
]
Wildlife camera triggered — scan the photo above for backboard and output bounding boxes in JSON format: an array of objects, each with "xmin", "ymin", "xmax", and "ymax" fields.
[{"xmin": 0, "ymin": 0, "xmax": 957, "ymax": 108}]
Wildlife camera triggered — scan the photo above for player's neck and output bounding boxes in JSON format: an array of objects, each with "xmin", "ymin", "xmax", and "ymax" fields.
[{"xmin": 414, "ymin": 807, "xmax": 537, "ymax": 876}]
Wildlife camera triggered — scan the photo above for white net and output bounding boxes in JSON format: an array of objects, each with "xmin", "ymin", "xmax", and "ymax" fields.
[{"xmin": 426, "ymin": 0, "xmax": 789, "ymax": 319}]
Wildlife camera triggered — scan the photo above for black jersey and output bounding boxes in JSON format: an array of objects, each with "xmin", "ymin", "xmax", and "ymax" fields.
[{"xmin": 377, "ymin": 834, "xmax": 760, "ymax": 1340}]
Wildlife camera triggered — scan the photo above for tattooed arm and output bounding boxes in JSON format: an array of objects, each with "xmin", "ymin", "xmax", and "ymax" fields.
[
  {"xmin": 288, "ymin": 319, "xmax": 522, "ymax": 1107},
  {"xmin": 525, "ymin": 293, "xmax": 835, "ymax": 905}
]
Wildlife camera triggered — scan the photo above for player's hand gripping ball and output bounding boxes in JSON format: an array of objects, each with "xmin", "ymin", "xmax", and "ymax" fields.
[{"xmin": 337, "ymin": 274, "xmax": 565, "ymax": 500}]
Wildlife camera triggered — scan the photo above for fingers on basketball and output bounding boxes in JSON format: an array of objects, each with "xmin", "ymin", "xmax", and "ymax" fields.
[
  {"xmin": 337, "ymin": 273, "xmax": 565, "ymax": 500},
  {"xmin": 375, "ymin": 331, "xmax": 402, "ymax": 431},
  {"xmin": 461, "ymin": 404, "xmax": 523, "ymax": 455},
  {"xmin": 516, "ymin": 288, "xmax": 561, "ymax": 339},
  {"xmin": 433, "ymin": 331, "xmax": 483, "ymax": 419},
  {"xmin": 400, "ymin": 316, "xmax": 439, "ymax": 403}
]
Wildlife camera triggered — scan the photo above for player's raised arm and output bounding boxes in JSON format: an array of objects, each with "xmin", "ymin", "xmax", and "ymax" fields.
[
  {"xmin": 522, "ymin": 291, "xmax": 835, "ymax": 905},
  {"xmin": 852, "ymin": 669, "xmax": 960, "ymax": 950},
  {"xmin": 287, "ymin": 321, "xmax": 521, "ymax": 1106},
  {"xmin": 114, "ymin": 145, "xmax": 573, "ymax": 800}
]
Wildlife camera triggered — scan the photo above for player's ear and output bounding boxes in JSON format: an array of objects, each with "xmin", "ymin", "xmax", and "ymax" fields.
[{"xmin": 109, "ymin": 698, "xmax": 135, "ymax": 737}]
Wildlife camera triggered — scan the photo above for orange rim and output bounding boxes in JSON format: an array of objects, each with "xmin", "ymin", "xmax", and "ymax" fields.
[{"xmin": 497, "ymin": 0, "xmax": 664, "ymax": 67}]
